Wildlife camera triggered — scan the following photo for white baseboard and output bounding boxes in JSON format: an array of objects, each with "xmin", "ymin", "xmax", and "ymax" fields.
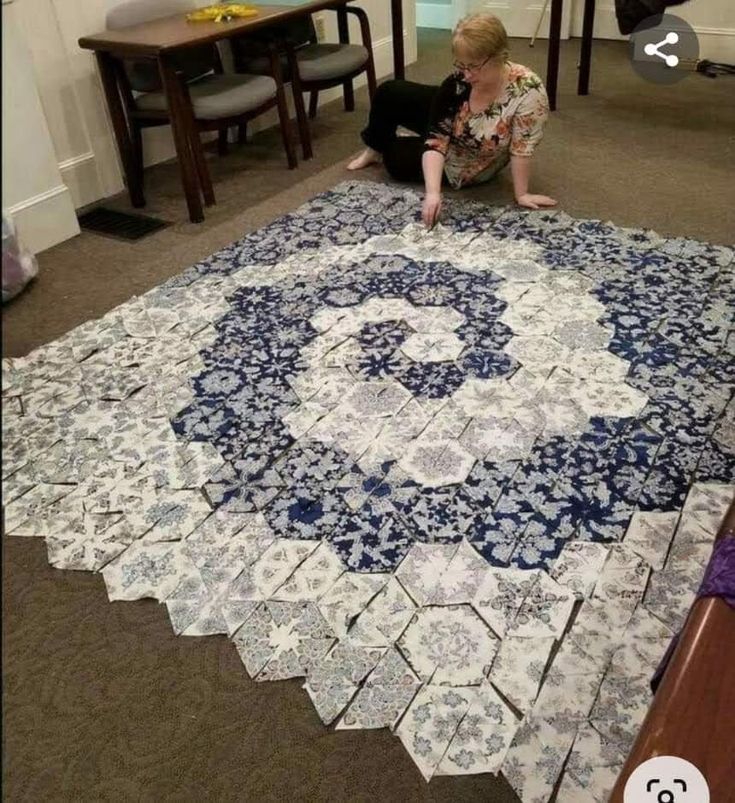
[
  {"xmin": 6, "ymin": 183, "xmax": 80, "ymax": 254},
  {"xmin": 417, "ymin": 2, "xmax": 455, "ymax": 31},
  {"xmin": 59, "ymin": 151, "xmax": 100, "ymax": 210},
  {"xmin": 694, "ymin": 28, "xmax": 735, "ymax": 63}
]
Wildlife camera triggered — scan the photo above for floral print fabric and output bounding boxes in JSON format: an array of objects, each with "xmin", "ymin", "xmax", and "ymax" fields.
[{"xmin": 424, "ymin": 63, "xmax": 550, "ymax": 189}]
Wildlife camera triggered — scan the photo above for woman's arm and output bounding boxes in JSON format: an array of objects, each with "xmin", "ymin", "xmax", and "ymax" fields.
[
  {"xmin": 510, "ymin": 154, "xmax": 557, "ymax": 209},
  {"xmin": 421, "ymin": 76, "xmax": 463, "ymax": 228},
  {"xmin": 509, "ymin": 77, "xmax": 556, "ymax": 210},
  {"xmin": 422, "ymin": 150, "xmax": 445, "ymax": 228}
]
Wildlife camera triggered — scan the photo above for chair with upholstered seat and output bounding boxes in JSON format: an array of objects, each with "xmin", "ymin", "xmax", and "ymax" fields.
[
  {"xmin": 106, "ymin": 0, "xmax": 297, "ymax": 221},
  {"xmin": 229, "ymin": 8, "xmax": 377, "ymax": 158}
]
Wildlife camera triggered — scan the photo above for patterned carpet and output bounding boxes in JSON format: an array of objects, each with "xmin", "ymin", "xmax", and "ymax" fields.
[{"xmin": 3, "ymin": 181, "xmax": 734, "ymax": 801}]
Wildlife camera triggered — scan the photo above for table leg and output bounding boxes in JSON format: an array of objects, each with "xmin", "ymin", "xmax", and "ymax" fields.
[
  {"xmin": 577, "ymin": 0, "xmax": 596, "ymax": 95},
  {"xmin": 546, "ymin": 0, "xmax": 564, "ymax": 111},
  {"xmin": 95, "ymin": 51, "xmax": 145, "ymax": 208},
  {"xmin": 391, "ymin": 0, "xmax": 405, "ymax": 80},
  {"xmin": 157, "ymin": 54, "xmax": 204, "ymax": 223},
  {"xmin": 176, "ymin": 80, "xmax": 215, "ymax": 208}
]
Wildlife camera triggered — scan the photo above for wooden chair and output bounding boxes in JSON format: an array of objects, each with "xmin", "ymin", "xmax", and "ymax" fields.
[
  {"xmin": 106, "ymin": 0, "xmax": 297, "ymax": 220},
  {"xmin": 229, "ymin": 7, "xmax": 377, "ymax": 159}
]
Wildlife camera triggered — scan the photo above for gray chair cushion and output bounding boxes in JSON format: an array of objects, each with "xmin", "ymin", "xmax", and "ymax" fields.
[
  {"xmin": 135, "ymin": 73, "xmax": 277, "ymax": 120},
  {"xmin": 296, "ymin": 44, "xmax": 369, "ymax": 82}
]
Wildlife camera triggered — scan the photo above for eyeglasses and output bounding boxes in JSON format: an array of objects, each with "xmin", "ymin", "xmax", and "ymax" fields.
[{"xmin": 453, "ymin": 55, "xmax": 491, "ymax": 74}]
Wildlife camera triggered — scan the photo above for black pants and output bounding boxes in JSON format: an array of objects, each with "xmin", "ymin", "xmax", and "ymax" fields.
[{"xmin": 361, "ymin": 80, "xmax": 441, "ymax": 183}]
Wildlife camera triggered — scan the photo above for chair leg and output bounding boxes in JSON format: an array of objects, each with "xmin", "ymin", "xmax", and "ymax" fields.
[
  {"xmin": 268, "ymin": 41, "xmax": 298, "ymax": 170},
  {"xmin": 237, "ymin": 123, "xmax": 247, "ymax": 145},
  {"xmin": 268, "ymin": 41, "xmax": 297, "ymax": 170},
  {"xmin": 336, "ymin": 7, "xmax": 355, "ymax": 113},
  {"xmin": 217, "ymin": 128, "xmax": 229, "ymax": 156},
  {"xmin": 190, "ymin": 130, "xmax": 216, "ymax": 207},
  {"xmin": 309, "ymin": 90, "xmax": 319, "ymax": 119},
  {"xmin": 130, "ymin": 122, "xmax": 146, "ymax": 207},
  {"xmin": 275, "ymin": 92, "xmax": 297, "ymax": 170},
  {"xmin": 366, "ymin": 59, "xmax": 377, "ymax": 103},
  {"xmin": 363, "ymin": 38, "xmax": 377, "ymax": 103},
  {"xmin": 343, "ymin": 80, "xmax": 355, "ymax": 112},
  {"xmin": 293, "ymin": 89, "xmax": 313, "ymax": 160},
  {"xmin": 286, "ymin": 47, "xmax": 312, "ymax": 160}
]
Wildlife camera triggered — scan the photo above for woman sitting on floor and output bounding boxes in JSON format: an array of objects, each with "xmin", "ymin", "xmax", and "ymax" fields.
[{"xmin": 348, "ymin": 12, "xmax": 557, "ymax": 227}]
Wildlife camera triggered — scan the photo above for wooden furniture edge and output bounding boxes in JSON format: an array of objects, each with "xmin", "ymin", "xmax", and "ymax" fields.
[{"xmin": 609, "ymin": 499, "xmax": 735, "ymax": 802}]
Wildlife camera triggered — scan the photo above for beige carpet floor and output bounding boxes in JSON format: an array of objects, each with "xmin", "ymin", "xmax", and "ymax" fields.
[{"xmin": 3, "ymin": 29, "xmax": 734, "ymax": 803}]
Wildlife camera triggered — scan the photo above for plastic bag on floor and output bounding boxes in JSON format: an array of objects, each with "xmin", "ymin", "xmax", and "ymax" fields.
[{"xmin": 2, "ymin": 213, "xmax": 38, "ymax": 303}]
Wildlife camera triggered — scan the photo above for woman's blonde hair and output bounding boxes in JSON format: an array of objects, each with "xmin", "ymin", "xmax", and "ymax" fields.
[{"xmin": 452, "ymin": 13, "xmax": 509, "ymax": 64}]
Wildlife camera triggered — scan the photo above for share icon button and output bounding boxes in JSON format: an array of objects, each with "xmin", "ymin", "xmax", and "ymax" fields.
[{"xmin": 629, "ymin": 14, "xmax": 699, "ymax": 84}]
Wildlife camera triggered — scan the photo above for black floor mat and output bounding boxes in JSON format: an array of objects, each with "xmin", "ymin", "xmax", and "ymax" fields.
[{"xmin": 78, "ymin": 207, "xmax": 169, "ymax": 241}]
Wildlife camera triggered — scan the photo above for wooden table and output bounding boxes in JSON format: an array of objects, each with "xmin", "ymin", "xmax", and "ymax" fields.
[
  {"xmin": 79, "ymin": 0, "xmax": 405, "ymax": 222},
  {"xmin": 610, "ymin": 501, "xmax": 735, "ymax": 801}
]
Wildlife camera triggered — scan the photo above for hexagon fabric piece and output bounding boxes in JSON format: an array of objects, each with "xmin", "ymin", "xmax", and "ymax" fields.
[{"xmin": 398, "ymin": 605, "xmax": 499, "ymax": 685}]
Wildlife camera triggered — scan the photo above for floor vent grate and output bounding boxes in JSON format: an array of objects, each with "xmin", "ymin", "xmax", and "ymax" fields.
[{"xmin": 78, "ymin": 208, "xmax": 169, "ymax": 241}]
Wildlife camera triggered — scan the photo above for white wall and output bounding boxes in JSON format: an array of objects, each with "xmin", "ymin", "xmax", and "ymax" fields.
[
  {"xmin": 2, "ymin": 0, "xmax": 80, "ymax": 253},
  {"xmin": 10, "ymin": 0, "xmax": 418, "ymax": 220}
]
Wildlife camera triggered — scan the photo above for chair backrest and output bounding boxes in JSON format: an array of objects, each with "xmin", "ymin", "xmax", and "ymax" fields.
[
  {"xmin": 106, "ymin": 0, "xmax": 216, "ymax": 92},
  {"xmin": 275, "ymin": 15, "xmax": 317, "ymax": 48},
  {"xmin": 230, "ymin": 15, "xmax": 316, "ymax": 67}
]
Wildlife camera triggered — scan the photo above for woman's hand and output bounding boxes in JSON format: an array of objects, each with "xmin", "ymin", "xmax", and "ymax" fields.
[
  {"xmin": 421, "ymin": 150, "xmax": 445, "ymax": 228},
  {"xmin": 422, "ymin": 192, "xmax": 442, "ymax": 229},
  {"xmin": 516, "ymin": 193, "xmax": 557, "ymax": 209}
]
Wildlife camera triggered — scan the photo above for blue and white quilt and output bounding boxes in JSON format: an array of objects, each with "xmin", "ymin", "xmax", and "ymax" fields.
[{"xmin": 3, "ymin": 181, "xmax": 734, "ymax": 801}]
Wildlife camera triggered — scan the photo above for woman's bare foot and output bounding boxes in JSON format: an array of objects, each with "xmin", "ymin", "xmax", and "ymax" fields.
[{"xmin": 347, "ymin": 148, "xmax": 381, "ymax": 171}]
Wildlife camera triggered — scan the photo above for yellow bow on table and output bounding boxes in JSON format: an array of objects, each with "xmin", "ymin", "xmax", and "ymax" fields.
[{"xmin": 186, "ymin": 4, "xmax": 259, "ymax": 22}]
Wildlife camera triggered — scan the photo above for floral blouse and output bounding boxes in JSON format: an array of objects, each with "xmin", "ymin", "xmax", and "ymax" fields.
[{"xmin": 424, "ymin": 63, "xmax": 549, "ymax": 189}]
